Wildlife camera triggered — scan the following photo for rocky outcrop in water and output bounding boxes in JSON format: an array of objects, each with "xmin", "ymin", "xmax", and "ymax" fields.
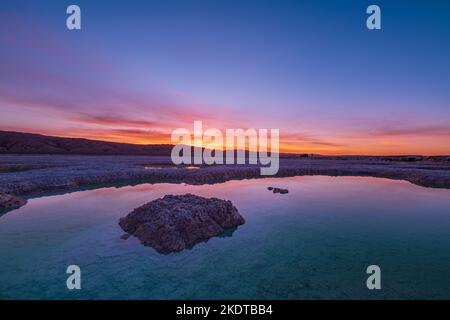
[
  {"xmin": 268, "ymin": 187, "xmax": 289, "ymax": 194},
  {"xmin": 0, "ymin": 192, "xmax": 27, "ymax": 211},
  {"xmin": 119, "ymin": 194, "xmax": 245, "ymax": 253}
]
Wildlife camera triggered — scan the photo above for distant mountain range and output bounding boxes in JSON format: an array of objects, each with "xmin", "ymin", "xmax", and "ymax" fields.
[
  {"xmin": 0, "ymin": 131, "xmax": 174, "ymax": 156},
  {"xmin": 2, "ymin": 130, "xmax": 446, "ymax": 160},
  {"xmin": 0, "ymin": 130, "xmax": 307, "ymax": 158}
]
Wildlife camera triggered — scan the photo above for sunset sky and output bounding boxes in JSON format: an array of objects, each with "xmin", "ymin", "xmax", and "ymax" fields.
[{"xmin": 1, "ymin": 0, "xmax": 449, "ymax": 155}]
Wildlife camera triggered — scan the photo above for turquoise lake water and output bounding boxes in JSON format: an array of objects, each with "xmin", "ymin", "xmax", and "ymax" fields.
[{"xmin": 1, "ymin": 176, "xmax": 450, "ymax": 299}]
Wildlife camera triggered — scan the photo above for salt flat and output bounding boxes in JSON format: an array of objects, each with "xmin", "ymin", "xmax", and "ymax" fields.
[{"xmin": 1, "ymin": 154, "xmax": 450, "ymax": 211}]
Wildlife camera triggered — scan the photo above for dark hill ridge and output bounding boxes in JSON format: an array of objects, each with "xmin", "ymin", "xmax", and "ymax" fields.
[
  {"xmin": 0, "ymin": 131, "xmax": 448, "ymax": 161},
  {"xmin": 0, "ymin": 131, "xmax": 174, "ymax": 156},
  {"xmin": 0, "ymin": 130, "xmax": 285, "ymax": 158}
]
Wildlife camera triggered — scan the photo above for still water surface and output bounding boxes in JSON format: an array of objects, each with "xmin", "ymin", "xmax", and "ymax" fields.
[{"xmin": 1, "ymin": 176, "xmax": 450, "ymax": 299}]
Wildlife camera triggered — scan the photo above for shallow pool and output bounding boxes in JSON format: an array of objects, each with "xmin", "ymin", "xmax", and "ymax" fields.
[{"xmin": 1, "ymin": 176, "xmax": 450, "ymax": 299}]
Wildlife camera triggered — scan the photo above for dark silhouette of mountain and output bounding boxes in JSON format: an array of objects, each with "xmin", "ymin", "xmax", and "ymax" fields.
[
  {"xmin": 0, "ymin": 130, "xmax": 448, "ymax": 162},
  {"xmin": 2, "ymin": 130, "xmax": 447, "ymax": 161},
  {"xmin": 0, "ymin": 131, "xmax": 174, "ymax": 156},
  {"xmin": 0, "ymin": 130, "xmax": 285, "ymax": 157}
]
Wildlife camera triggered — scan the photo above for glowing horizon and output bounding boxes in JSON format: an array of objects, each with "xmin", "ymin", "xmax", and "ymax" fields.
[{"xmin": 4, "ymin": 126, "xmax": 449, "ymax": 156}]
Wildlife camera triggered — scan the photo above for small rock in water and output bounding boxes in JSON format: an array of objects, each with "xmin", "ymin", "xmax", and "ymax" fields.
[
  {"xmin": 119, "ymin": 194, "xmax": 245, "ymax": 253},
  {"xmin": 268, "ymin": 187, "xmax": 289, "ymax": 194},
  {"xmin": 120, "ymin": 233, "xmax": 130, "ymax": 240}
]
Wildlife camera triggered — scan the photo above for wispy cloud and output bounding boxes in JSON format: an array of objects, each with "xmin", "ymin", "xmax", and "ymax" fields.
[{"xmin": 368, "ymin": 125, "xmax": 450, "ymax": 137}]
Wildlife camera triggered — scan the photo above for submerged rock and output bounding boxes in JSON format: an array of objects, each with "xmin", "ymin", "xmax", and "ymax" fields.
[
  {"xmin": 119, "ymin": 194, "xmax": 245, "ymax": 253},
  {"xmin": 268, "ymin": 187, "xmax": 289, "ymax": 194},
  {"xmin": 0, "ymin": 192, "xmax": 27, "ymax": 211},
  {"xmin": 120, "ymin": 233, "xmax": 130, "ymax": 240}
]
